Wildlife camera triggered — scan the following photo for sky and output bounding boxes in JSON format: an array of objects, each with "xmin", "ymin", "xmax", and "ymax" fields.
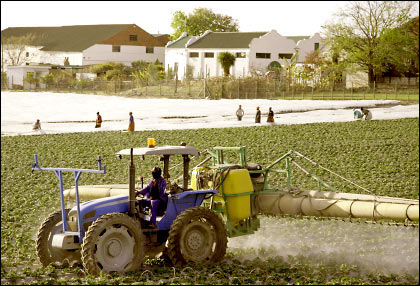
[
  {"xmin": 1, "ymin": 91, "xmax": 418, "ymax": 136},
  {"xmin": 1, "ymin": 1, "xmax": 350, "ymax": 36}
]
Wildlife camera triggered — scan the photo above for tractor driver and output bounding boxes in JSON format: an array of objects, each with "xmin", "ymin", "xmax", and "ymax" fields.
[{"xmin": 136, "ymin": 167, "xmax": 168, "ymax": 227}]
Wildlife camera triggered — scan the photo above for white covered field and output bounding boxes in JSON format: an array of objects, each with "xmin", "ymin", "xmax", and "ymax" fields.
[{"xmin": 1, "ymin": 91, "xmax": 419, "ymax": 136}]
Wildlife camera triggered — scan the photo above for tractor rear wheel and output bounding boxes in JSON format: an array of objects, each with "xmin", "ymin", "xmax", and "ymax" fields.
[
  {"xmin": 36, "ymin": 209, "xmax": 81, "ymax": 267},
  {"xmin": 166, "ymin": 206, "xmax": 227, "ymax": 265},
  {"xmin": 81, "ymin": 213, "xmax": 144, "ymax": 275}
]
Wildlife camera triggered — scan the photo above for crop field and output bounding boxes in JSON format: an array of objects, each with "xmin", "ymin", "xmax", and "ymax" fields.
[{"xmin": 1, "ymin": 117, "xmax": 419, "ymax": 284}]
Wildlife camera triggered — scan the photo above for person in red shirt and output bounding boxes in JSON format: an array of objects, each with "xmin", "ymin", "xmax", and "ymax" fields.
[{"xmin": 95, "ymin": 112, "xmax": 102, "ymax": 128}]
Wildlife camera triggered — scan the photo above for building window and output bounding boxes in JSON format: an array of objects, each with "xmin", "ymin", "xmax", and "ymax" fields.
[
  {"xmin": 314, "ymin": 42, "xmax": 319, "ymax": 50},
  {"xmin": 129, "ymin": 34, "xmax": 138, "ymax": 41},
  {"xmin": 189, "ymin": 52, "xmax": 199, "ymax": 58},
  {"xmin": 236, "ymin": 52, "xmax": 246, "ymax": 58},
  {"xmin": 112, "ymin": 45, "xmax": 121, "ymax": 52},
  {"xmin": 256, "ymin": 53, "xmax": 271, "ymax": 59},
  {"xmin": 278, "ymin": 53, "xmax": 293, "ymax": 59},
  {"xmin": 204, "ymin": 52, "xmax": 214, "ymax": 58},
  {"xmin": 146, "ymin": 47, "xmax": 154, "ymax": 53},
  {"xmin": 26, "ymin": 52, "xmax": 29, "ymax": 57}
]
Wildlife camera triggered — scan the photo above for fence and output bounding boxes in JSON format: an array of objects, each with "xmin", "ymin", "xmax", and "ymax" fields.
[{"xmin": 1, "ymin": 75, "xmax": 419, "ymax": 102}]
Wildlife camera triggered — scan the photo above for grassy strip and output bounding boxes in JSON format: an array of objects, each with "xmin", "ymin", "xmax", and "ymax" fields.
[{"xmin": 1, "ymin": 118, "xmax": 419, "ymax": 284}]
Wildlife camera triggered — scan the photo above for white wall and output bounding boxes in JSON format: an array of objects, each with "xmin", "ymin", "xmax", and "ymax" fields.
[
  {"xmin": 296, "ymin": 33, "xmax": 324, "ymax": 63},
  {"xmin": 166, "ymin": 48, "xmax": 251, "ymax": 80},
  {"xmin": 82, "ymin": 44, "xmax": 165, "ymax": 66},
  {"xmin": 1, "ymin": 45, "xmax": 83, "ymax": 68},
  {"xmin": 6, "ymin": 66, "xmax": 50, "ymax": 89},
  {"xmin": 165, "ymin": 48, "xmax": 188, "ymax": 79},
  {"xmin": 1, "ymin": 45, "xmax": 43, "ymax": 71},
  {"xmin": 345, "ymin": 69, "xmax": 369, "ymax": 88},
  {"xmin": 248, "ymin": 30, "xmax": 296, "ymax": 73},
  {"xmin": 39, "ymin": 51, "xmax": 83, "ymax": 66},
  {"xmin": 164, "ymin": 30, "xmax": 326, "ymax": 80}
]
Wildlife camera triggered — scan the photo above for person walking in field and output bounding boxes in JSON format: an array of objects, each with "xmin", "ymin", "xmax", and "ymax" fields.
[
  {"xmin": 361, "ymin": 107, "xmax": 372, "ymax": 120},
  {"xmin": 267, "ymin": 107, "xmax": 274, "ymax": 123},
  {"xmin": 128, "ymin": 112, "xmax": 135, "ymax": 132},
  {"xmin": 236, "ymin": 105, "xmax": 244, "ymax": 121},
  {"xmin": 95, "ymin": 112, "xmax": 102, "ymax": 128},
  {"xmin": 255, "ymin": 106, "xmax": 261, "ymax": 123},
  {"xmin": 33, "ymin": 119, "xmax": 41, "ymax": 130}
]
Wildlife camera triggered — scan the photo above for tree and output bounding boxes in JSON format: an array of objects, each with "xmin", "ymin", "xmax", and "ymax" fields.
[
  {"xmin": 218, "ymin": 52, "xmax": 236, "ymax": 77},
  {"xmin": 1, "ymin": 33, "xmax": 43, "ymax": 72},
  {"xmin": 23, "ymin": 72, "xmax": 38, "ymax": 90},
  {"xmin": 323, "ymin": 1, "xmax": 418, "ymax": 84},
  {"xmin": 170, "ymin": 8, "xmax": 239, "ymax": 40},
  {"xmin": 39, "ymin": 73, "xmax": 54, "ymax": 87}
]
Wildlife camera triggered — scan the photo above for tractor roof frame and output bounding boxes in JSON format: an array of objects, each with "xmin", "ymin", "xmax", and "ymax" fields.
[
  {"xmin": 116, "ymin": 146, "xmax": 199, "ymax": 158},
  {"xmin": 117, "ymin": 145, "xmax": 198, "ymax": 191}
]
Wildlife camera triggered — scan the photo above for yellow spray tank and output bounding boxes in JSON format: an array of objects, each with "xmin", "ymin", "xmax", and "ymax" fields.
[
  {"xmin": 195, "ymin": 147, "xmax": 418, "ymax": 234},
  {"xmin": 64, "ymin": 146, "xmax": 418, "ymax": 240}
]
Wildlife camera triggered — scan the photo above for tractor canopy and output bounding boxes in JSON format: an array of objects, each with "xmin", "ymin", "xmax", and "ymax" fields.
[{"xmin": 116, "ymin": 145, "xmax": 199, "ymax": 157}]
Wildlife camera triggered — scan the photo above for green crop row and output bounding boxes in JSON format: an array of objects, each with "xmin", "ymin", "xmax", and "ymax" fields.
[{"xmin": 1, "ymin": 118, "xmax": 419, "ymax": 284}]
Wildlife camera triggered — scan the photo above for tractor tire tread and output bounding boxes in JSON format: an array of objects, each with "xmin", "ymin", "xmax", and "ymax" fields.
[
  {"xmin": 81, "ymin": 212, "xmax": 145, "ymax": 275},
  {"xmin": 36, "ymin": 209, "xmax": 71, "ymax": 267},
  {"xmin": 166, "ymin": 206, "xmax": 227, "ymax": 265}
]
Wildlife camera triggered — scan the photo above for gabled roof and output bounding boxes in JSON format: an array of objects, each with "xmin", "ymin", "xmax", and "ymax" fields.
[
  {"xmin": 167, "ymin": 36, "xmax": 195, "ymax": 48},
  {"xmin": 152, "ymin": 34, "xmax": 171, "ymax": 45},
  {"xmin": 187, "ymin": 32, "xmax": 268, "ymax": 49},
  {"xmin": 1, "ymin": 24, "xmax": 161, "ymax": 52},
  {"xmin": 167, "ymin": 32, "xmax": 312, "ymax": 49},
  {"xmin": 286, "ymin": 36, "xmax": 311, "ymax": 43}
]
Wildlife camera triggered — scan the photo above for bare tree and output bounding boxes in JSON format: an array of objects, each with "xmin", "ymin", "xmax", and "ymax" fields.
[{"xmin": 1, "ymin": 33, "xmax": 41, "ymax": 72}]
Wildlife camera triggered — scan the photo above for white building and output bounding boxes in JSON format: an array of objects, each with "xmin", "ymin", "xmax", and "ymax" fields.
[
  {"xmin": 1, "ymin": 24, "xmax": 169, "ymax": 72},
  {"xmin": 6, "ymin": 65, "xmax": 50, "ymax": 89},
  {"xmin": 165, "ymin": 30, "xmax": 324, "ymax": 80}
]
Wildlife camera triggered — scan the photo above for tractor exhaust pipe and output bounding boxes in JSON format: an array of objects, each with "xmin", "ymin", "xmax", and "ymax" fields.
[{"xmin": 129, "ymin": 148, "xmax": 135, "ymax": 217}]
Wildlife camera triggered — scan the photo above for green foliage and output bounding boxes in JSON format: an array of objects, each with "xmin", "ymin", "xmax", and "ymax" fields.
[
  {"xmin": 217, "ymin": 52, "xmax": 236, "ymax": 77},
  {"xmin": 50, "ymin": 69, "xmax": 74, "ymax": 86},
  {"xmin": 23, "ymin": 72, "xmax": 38, "ymax": 87},
  {"xmin": 39, "ymin": 73, "xmax": 54, "ymax": 86},
  {"xmin": 322, "ymin": 1, "xmax": 418, "ymax": 83},
  {"xmin": 170, "ymin": 8, "xmax": 239, "ymax": 40},
  {"xmin": 1, "ymin": 118, "xmax": 418, "ymax": 284}
]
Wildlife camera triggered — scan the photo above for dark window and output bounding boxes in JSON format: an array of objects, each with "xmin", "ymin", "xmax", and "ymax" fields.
[
  {"xmin": 130, "ymin": 34, "xmax": 138, "ymax": 41},
  {"xmin": 146, "ymin": 47, "xmax": 154, "ymax": 53},
  {"xmin": 278, "ymin": 53, "xmax": 293, "ymax": 59},
  {"xmin": 314, "ymin": 42, "xmax": 319, "ymax": 50},
  {"xmin": 189, "ymin": 52, "xmax": 199, "ymax": 58},
  {"xmin": 256, "ymin": 53, "xmax": 271, "ymax": 59},
  {"xmin": 112, "ymin": 45, "xmax": 121, "ymax": 52},
  {"xmin": 204, "ymin": 52, "xmax": 214, "ymax": 58},
  {"xmin": 25, "ymin": 52, "xmax": 29, "ymax": 57},
  {"xmin": 236, "ymin": 52, "xmax": 246, "ymax": 58}
]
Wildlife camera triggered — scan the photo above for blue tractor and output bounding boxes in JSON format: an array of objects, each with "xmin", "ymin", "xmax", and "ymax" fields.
[{"xmin": 33, "ymin": 144, "xmax": 228, "ymax": 275}]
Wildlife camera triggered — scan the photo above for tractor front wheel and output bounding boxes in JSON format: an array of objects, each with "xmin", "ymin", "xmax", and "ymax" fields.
[
  {"xmin": 36, "ymin": 209, "xmax": 81, "ymax": 267},
  {"xmin": 81, "ymin": 213, "xmax": 144, "ymax": 275},
  {"xmin": 167, "ymin": 206, "xmax": 227, "ymax": 265}
]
